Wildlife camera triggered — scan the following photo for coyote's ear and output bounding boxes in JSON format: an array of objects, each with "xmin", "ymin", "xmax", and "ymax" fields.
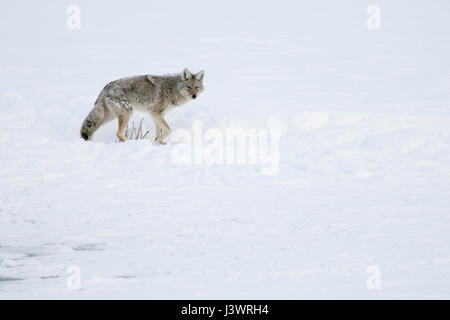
[
  {"xmin": 182, "ymin": 68, "xmax": 192, "ymax": 80},
  {"xmin": 195, "ymin": 70, "xmax": 205, "ymax": 81}
]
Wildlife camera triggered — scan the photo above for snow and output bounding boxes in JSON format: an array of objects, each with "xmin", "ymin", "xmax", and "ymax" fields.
[{"xmin": 1, "ymin": 0, "xmax": 450, "ymax": 299}]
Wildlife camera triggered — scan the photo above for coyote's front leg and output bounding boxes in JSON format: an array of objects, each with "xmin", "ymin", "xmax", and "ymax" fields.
[
  {"xmin": 117, "ymin": 113, "xmax": 131, "ymax": 142},
  {"xmin": 152, "ymin": 113, "xmax": 171, "ymax": 145}
]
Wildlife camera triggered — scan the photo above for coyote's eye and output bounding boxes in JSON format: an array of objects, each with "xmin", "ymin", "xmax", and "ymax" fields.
[
  {"xmin": 195, "ymin": 87, "xmax": 199, "ymax": 90},
  {"xmin": 187, "ymin": 86, "xmax": 192, "ymax": 89}
]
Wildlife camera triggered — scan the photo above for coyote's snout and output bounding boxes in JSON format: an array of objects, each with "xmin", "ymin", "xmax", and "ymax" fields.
[{"xmin": 80, "ymin": 68, "xmax": 204, "ymax": 144}]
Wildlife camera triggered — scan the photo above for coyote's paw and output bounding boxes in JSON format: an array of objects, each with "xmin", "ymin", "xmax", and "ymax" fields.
[
  {"xmin": 155, "ymin": 137, "xmax": 167, "ymax": 145},
  {"xmin": 117, "ymin": 135, "xmax": 127, "ymax": 142}
]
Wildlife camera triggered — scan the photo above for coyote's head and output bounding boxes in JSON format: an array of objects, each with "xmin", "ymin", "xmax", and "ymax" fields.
[{"xmin": 180, "ymin": 68, "xmax": 204, "ymax": 100}]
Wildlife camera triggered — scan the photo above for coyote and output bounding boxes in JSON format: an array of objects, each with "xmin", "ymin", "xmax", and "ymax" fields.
[{"xmin": 80, "ymin": 68, "xmax": 204, "ymax": 144}]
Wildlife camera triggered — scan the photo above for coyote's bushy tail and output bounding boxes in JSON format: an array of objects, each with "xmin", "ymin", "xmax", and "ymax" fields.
[{"xmin": 80, "ymin": 103, "xmax": 106, "ymax": 141}]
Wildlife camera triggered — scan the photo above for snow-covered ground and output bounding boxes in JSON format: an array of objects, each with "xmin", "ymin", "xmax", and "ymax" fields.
[{"xmin": 1, "ymin": 1, "xmax": 450, "ymax": 299}]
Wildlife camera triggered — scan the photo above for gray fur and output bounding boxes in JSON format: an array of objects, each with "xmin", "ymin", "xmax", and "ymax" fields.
[{"xmin": 80, "ymin": 68, "xmax": 204, "ymax": 144}]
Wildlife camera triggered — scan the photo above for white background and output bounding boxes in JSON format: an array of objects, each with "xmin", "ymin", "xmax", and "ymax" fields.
[{"xmin": 0, "ymin": 0, "xmax": 449, "ymax": 298}]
